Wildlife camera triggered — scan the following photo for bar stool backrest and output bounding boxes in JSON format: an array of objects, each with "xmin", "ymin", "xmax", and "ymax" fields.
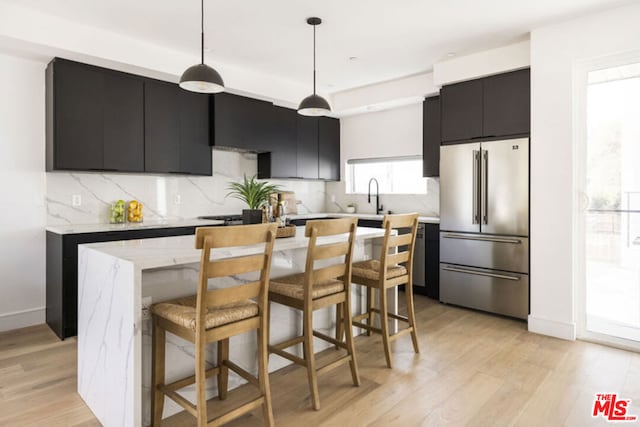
[
  {"xmin": 194, "ymin": 223, "xmax": 277, "ymax": 333},
  {"xmin": 303, "ymin": 217, "xmax": 358, "ymax": 301},
  {"xmin": 380, "ymin": 213, "xmax": 420, "ymax": 282}
]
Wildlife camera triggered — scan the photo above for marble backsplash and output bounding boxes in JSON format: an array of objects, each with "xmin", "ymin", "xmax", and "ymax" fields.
[{"xmin": 46, "ymin": 150, "xmax": 327, "ymax": 225}]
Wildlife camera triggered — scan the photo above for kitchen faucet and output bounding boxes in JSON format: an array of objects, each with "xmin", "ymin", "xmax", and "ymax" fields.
[{"xmin": 367, "ymin": 178, "xmax": 383, "ymax": 214}]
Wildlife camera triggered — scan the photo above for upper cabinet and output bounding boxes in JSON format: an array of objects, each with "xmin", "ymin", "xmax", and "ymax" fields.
[
  {"xmin": 422, "ymin": 96, "xmax": 440, "ymax": 177},
  {"xmin": 296, "ymin": 116, "xmax": 319, "ymax": 179},
  {"xmin": 47, "ymin": 58, "xmax": 144, "ymax": 172},
  {"xmin": 257, "ymin": 106, "xmax": 297, "ymax": 179},
  {"xmin": 318, "ymin": 117, "xmax": 340, "ymax": 181},
  {"xmin": 211, "ymin": 93, "xmax": 273, "ymax": 150},
  {"xmin": 46, "ymin": 58, "xmax": 211, "ymax": 175},
  {"xmin": 440, "ymin": 68, "xmax": 530, "ymax": 143},
  {"xmin": 483, "ymin": 69, "xmax": 530, "ymax": 138},
  {"xmin": 440, "ymin": 79, "xmax": 483, "ymax": 142},
  {"xmin": 144, "ymin": 81, "xmax": 211, "ymax": 175}
]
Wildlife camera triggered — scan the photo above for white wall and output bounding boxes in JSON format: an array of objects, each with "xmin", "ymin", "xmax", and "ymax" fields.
[
  {"xmin": 529, "ymin": 2, "xmax": 640, "ymax": 339},
  {"xmin": 0, "ymin": 53, "xmax": 47, "ymax": 331},
  {"xmin": 325, "ymin": 103, "xmax": 439, "ymax": 216}
]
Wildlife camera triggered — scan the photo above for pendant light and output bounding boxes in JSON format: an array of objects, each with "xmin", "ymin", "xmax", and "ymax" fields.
[
  {"xmin": 179, "ymin": 0, "xmax": 224, "ymax": 93},
  {"xmin": 298, "ymin": 17, "xmax": 331, "ymax": 116}
]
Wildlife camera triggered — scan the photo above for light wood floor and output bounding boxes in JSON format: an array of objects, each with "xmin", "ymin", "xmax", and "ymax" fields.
[{"xmin": 1, "ymin": 295, "xmax": 639, "ymax": 426}]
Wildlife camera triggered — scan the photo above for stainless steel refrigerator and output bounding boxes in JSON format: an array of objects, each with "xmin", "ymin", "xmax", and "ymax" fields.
[{"xmin": 439, "ymin": 137, "xmax": 529, "ymax": 319}]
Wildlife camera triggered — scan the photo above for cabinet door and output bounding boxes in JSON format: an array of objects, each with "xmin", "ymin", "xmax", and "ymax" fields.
[
  {"xmin": 103, "ymin": 72, "xmax": 144, "ymax": 172},
  {"xmin": 212, "ymin": 93, "xmax": 272, "ymax": 150},
  {"xmin": 483, "ymin": 69, "xmax": 530, "ymax": 137},
  {"xmin": 440, "ymin": 79, "xmax": 483, "ymax": 143},
  {"xmin": 422, "ymin": 96, "xmax": 440, "ymax": 177},
  {"xmin": 53, "ymin": 60, "xmax": 104, "ymax": 170},
  {"xmin": 179, "ymin": 90, "xmax": 211, "ymax": 175},
  {"xmin": 296, "ymin": 116, "xmax": 319, "ymax": 179},
  {"xmin": 318, "ymin": 117, "xmax": 340, "ymax": 181},
  {"xmin": 424, "ymin": 223, "xmax": 440, "ymax": 300},
  {"xmin": 144, "ymin": 81, "xmax": 181, "ymax": 173},
  {"xmin": 265, "ymin": 106, "xmax": 297, "ymax": 178}
]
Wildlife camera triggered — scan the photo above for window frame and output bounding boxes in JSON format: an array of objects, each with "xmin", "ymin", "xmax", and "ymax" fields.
[{"xmin": 345, "ymin": 155, "xmax": 428, "ymax": 195}]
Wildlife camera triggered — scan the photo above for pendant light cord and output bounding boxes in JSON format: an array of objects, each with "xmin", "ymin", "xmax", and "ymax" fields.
[
  {"xmin": 313, "ymin": 23, "xmax": 316, "ymax": 95},
  {"xmin": 200, "ymin": 0, "xmax": 204, "ymax": 64}
]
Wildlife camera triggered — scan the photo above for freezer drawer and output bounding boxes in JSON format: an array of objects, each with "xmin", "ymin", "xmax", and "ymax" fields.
[
  {"xmin": 440, "ymin": 232, "xmax": 529, "ymax": 273},
  {"xmin": 440, "ymin": 264, "xmax": 529, "ymax": 319}
]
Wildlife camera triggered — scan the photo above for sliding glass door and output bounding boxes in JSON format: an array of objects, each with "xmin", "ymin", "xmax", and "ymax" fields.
[{"xmin": 581, "ymin": 60, "xmax": 640, "ymax": 346}]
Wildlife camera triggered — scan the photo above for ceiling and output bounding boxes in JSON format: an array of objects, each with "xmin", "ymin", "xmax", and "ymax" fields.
[{"xmin": 2, "ymin": 0, "xmax": 633, "ymax": 93}]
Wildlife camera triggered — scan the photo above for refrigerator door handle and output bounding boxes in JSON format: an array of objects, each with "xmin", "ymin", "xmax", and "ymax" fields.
[
  {"xmin": 472, "ymin": 150, "xmax": 480, "ymax": 224},
  {"xmin": 481, "ymin": 150, "xmax": 488, "ymax": 225},
  {"xmin": 442, "ymin": 233, "xmax": 522, "ymax": 244},
  {"xmin": 442, "ymin": 265, "xmax": 521, "ymax": 281}
]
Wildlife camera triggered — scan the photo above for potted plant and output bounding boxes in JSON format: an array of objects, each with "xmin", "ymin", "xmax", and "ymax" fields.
[
  {"xmin": 226, "ymin": 175, "xmax": 281, "ymax": 224},
  {"xmin": 346, "ymin": 203, "xmax": 357, "ymax": 214}
]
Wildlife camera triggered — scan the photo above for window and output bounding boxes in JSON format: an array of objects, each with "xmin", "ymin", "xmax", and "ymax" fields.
[{"xmin": 346, "ymin": 156, "xmax": 427, "ymax": 194}]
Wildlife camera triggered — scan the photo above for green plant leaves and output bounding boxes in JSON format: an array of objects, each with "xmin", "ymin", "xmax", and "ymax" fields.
[{"xmin": 225, "ymin": 174, "xmax": 281, "ymax": 209}]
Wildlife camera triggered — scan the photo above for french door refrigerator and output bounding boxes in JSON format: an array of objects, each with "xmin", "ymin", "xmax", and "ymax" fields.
[{"xmin": 439, "ymin": 137, "xmax": 529, "ymax": 319}]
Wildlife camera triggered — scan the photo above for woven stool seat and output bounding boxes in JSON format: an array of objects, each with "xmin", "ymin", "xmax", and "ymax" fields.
[
  {"xmin": 352, "ymin": 260, "xmax": 407, "ymax": 281},
  {"xmin": 270, "ymin": 274, "xmax": 344, "ymax": 300},
  {"xmin": 151, "ymin": 297, "xmax": 258, "ymax": 331}
]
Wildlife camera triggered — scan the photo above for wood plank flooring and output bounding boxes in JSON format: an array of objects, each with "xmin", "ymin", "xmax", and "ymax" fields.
[{"xmin": 1, "ymin": 294, "xmax": 639, "ymax": 426}]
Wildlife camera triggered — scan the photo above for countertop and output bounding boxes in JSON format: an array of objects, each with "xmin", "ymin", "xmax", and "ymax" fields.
[
  {"xmin": 289, "ymin": 212, "xmax": 440, "ymax": 224},
  {"xmin": 81, "ymin": 226, "xmax": 386, "ymax": 270},
  {"xmin": 46, "ymin": 218, "xmax": 225, "ymax": 235}
]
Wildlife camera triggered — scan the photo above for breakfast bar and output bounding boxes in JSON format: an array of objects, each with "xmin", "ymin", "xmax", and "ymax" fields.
[{"xmin": 76, "ymin": 226, "xmax": 388, "ymax": 426}]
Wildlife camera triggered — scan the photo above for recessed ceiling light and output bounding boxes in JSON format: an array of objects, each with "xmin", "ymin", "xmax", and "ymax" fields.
[{"xmin": 349, "ymin": 56, "xmax": 358, "ymax": 61}]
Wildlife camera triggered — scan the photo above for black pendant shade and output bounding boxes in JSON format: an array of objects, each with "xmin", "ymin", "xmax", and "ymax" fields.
[
  {"xmin": 298, "ymin": 17, "xmax": 331, "ymax": 116},
  {"xmin": 180, "ymin": 0, "xmax": 225, "ymax": 94},
  {"xmin": 179, "ymin": 63, "xmax": 224, "ymax": 93}
]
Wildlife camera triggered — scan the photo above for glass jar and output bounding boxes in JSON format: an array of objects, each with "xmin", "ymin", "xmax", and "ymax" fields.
[{"xmin": 109, "ymin": 202, "xmax": 126, "ymax": 224}]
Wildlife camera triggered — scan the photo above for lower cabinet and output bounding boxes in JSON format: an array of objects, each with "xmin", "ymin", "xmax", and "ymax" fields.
[{"xmin": 46, "ymin": 226, "xmax": 212, "ymax": 339}]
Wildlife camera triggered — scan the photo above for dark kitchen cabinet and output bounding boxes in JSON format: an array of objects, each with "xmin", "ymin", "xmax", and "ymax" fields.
[
  {"xmin": 144, "ymin": 80, "xmax": 181, "ymax": 173},
  {"xmin": 440, "ymin": 68, "xmax": 530, "ymax": 144},
  {"xmin": 258, "ymin": 106, "xmax": 297, "ymax": 179},
  {"xmin": 424, "ymin": 223, "xmax": 440, "ymax": 300},
  {"xmin": 422, "ymin": 96, "xmax": 440, "ymax": 177},
  {"xmin": 179, "ymin": 90, "xmax": 212, "ymax": 175},
  {"xmin": 46, "ymin": 226, "xmax": 209, "ymax": 339},
  {"xmin": 145, "ymin": 81, "xmax": 211, "ymax": 175},
  {"xmin": 440, "ymin": 79, "xmax": 483, "ymax": 143},
  {"xmin": 211, "ymin": 92, "xmax": 272, "ymax": 150},
  {"xmin": 318, "ymin": 117, "xmax": 340, "ymax": 181},
  {"xmin": 483, "ymin": 69, "xmax": 530, "ymax": 138},
  {"xmin": 103, "ymin": 72, "xmax": 145, "ymax": 172},
  {"xmin": 296, "ymin": 116, "xmax": 319, "ymax": 179},
  {"xmin": 47, "ymin": 58, "xmax": 145, "ymax": 172}
]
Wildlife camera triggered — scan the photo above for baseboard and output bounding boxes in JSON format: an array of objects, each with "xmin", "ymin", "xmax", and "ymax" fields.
[
  {"xmin": 0, "ymin": 307, "xmax": 46, "ymax": 332},
  {"xmin": 528, "ymin": 314, "xmax": 576, "ymax": 340}
]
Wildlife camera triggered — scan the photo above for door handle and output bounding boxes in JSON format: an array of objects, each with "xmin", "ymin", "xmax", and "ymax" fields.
[
  {"xmin": 442, "ymin": 266, "xmax": 521, "ymax": 281},
  {"xmin": 472, "ymin": 150, "xmax": 479, "ymax": 224},
  {"xmin": 442, "ymin": 234, "xmax": 522, "ymax": 244},
  {"xmin": 481, "ymin": 150, "xmax": 488, "ymax": 225}
]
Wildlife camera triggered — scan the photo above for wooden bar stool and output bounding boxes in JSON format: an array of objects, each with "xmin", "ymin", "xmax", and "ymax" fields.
[
  {"xmin": 268, "ymin": 217, "xmax": 360, "ymax": 410},
  {"xmin": 351, "ymin": 213, "xmax": 420, "ymax": 368},
  {"xmin": 150, "ymin": 223, "xmax": 277, "ymax": 427}
]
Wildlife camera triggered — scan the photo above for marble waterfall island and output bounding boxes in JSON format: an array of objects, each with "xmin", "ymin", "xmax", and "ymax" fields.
[{"xmin": 77, "ymin": 226, "xmax": 388, "ymax": 426}]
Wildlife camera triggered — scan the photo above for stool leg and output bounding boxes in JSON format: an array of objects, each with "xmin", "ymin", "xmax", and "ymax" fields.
[
  {"xmin": 195, "ymin": 336, "xmax": 207, "ymax": 427},
  {"xmin": 335, "ymin": 302, "xmax": 344, "ymax": 350},
  {"xmin": 342, "ymin": 294, "xmax": 360, "ymax": 386},
  {"xmin": 405, "ymin": 284, "xmax": 420, "ymax": 354},
  {"xmin": 379, "ymin": 287, "xmax": 393, "ymax": 369},
  {"xmin": 217, "ymin": 338, "xmax": 229, "ymax": 400},
  {"xmin": 257, "ymin": 326, "xmax": 274, "ymax": 426},
  {"xmin": 303, "ymin": 306, "xmax": 320, "ymax": 410},
  {"xmin": 366, "ymin": 287, "xmax": 374, "ymax": 336},
  {"xmin": 151, "ymin": 318, "xmax": 165, "ymax": 426}
]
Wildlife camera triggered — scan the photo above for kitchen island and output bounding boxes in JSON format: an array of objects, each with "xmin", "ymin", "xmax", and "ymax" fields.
[{"xmin": 77, "ymin": 226, "xmax": 388, "ymax": 426}]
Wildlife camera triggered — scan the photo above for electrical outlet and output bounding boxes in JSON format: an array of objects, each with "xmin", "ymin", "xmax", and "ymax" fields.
[
  {"xmin": 330, "ymin": 194, "xmax": 336, "ymax": 203},
  {"xmin": 141, "ymin": 296, "xmax": 152, "ymax": 320},
  {"xmin": 72, "ymin": 194, "xmax": 82, "ymax": 207},
  {"xmin": 173, "ymin": 194, "xmax": 182, "ymax": 205}
]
